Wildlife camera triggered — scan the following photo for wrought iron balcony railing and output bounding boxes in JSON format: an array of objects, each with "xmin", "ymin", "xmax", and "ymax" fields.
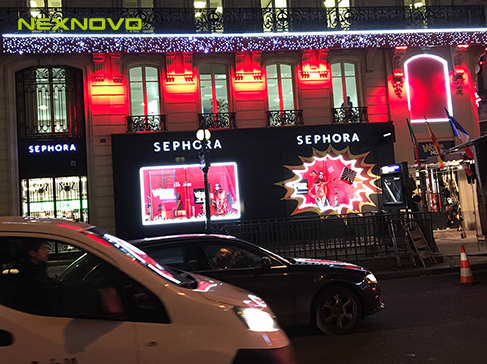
[
  {"xmin": 266, "ymin": 110, "xmax": 303, "ymax": 127},
  {"xmin": 19, "ymin": 122, "xmax": 83, "ymax": 139},
  {"xmin": 332, "ymin": 107, "xmax": 368, "ymax": 124},
  {"xmin": 5, "ymin": 5, "xmax": 484, "ymax": 34},
  {"xmin": 126, "ymin": 114, "xmax": 167, "ymax": 132},
  {"xmin": 197, "ymin": 112, "xmax": 236, "ymax": 129}
]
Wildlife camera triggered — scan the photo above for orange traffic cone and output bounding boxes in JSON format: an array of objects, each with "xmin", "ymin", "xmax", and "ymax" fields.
[{"xmin": 460, "ymin": 245, "xmax": 474, "ymax": 284}]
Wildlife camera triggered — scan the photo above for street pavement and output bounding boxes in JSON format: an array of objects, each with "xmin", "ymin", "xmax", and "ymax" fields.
[{"xmin": 374, "ymin": 229, "xmax": 487, "ymax": 280}]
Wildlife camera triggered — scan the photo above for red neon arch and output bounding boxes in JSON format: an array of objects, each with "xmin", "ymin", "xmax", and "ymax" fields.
[{"xmin": 405, "ymin": 54, "xmax": 453, "ymax": 123}]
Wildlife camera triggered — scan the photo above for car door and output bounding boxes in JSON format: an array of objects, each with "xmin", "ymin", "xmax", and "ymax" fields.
[
  {"xmin": 0, "ymin": 236, "xmax": 137, "ymax": 364},
  {"xmin": 191, "ymin": 239, "xmax": 297, "ymax": 324}
]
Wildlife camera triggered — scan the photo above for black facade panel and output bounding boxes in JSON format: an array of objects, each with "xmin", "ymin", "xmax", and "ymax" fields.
[{"xmin": 112, "ymin": 123, "xmax": 395, "ymax": 240}]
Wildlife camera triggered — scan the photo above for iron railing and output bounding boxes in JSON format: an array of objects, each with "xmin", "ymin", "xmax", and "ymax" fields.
[
  {"xmin": 266, "ymin": 110, "xmax": 303, "ymax": 127},
  {"xmin": 332, "ymin": 107, "xmax": 368, "ymax": 124},
  {"xmin": 126, "ymin": 114, "xmax": 166, "ymax": 132},
  {"xmin": 197, "ymin": 112, "xmax": 236, "ymax": 129},
  {"xmin": 5, "ymin": 6, "xmax": 485, "ymax": 34},
  {"xmin": 215, "ymin": 212, "xmax": 437, "ymax": 267}
]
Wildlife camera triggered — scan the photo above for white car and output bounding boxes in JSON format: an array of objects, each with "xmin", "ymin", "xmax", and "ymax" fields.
[{"xmin": 0, "ymin": 217, "xmax": 296, "ymax": 364}]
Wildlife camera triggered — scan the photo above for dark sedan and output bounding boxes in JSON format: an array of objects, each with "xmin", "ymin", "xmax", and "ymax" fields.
[{"xmin": 131, "ymin": 234, "xmax": 384, "ymax": 335}]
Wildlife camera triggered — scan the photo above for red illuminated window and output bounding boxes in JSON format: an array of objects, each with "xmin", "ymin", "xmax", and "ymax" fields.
[
  {"xmin": 405, "ymin": 54, "xmax": 452, "ymax": 123},
  {"xmin": 266, "ymin": 63, "xmax": 296, "ymax": 111},
  {"xmin": 331, "ymin": 61, "xmax": 358, "ymax": 108},
  {"xmin": 199, "ymin": 64, "xmax": 229, "ymax": 114},
  {"xmin": 128, "ymin": 66, "xmax": 161, "ymax": 116}
]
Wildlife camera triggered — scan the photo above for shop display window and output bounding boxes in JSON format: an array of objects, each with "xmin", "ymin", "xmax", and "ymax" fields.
[
  {"xmin": 21, "ymin": 176, "xmax": 88, "ymax": 222},
  {"xmin": 139, "ymin": 162, "xmax": 240, "ymax": 225}
]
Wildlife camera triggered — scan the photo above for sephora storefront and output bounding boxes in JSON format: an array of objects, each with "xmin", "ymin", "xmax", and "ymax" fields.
[{"xmin": 112, "ymin": 122, "xmax": 395, "ymax": 240}]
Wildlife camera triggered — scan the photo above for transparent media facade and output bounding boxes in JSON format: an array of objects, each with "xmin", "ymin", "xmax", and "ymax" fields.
[{"xmin": 140, "ymin": 162, "xmax": 240, "ymax": 225}]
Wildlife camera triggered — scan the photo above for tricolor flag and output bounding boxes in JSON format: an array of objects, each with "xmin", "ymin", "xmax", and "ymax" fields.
[
  {"xmin": 425, "ymin": 117, "xmax": 444, "ymax": 169},
  {"xmin": 445, "ymin": 108, "xmax": 474, "ymax": 160},
  {"xmin": 406, "ymin": 118, "xmax": 421, "ymax": 169}
]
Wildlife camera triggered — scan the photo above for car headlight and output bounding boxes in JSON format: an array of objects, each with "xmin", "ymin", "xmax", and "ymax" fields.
[
  {"xmin": 234, "ymin": 307, "xmax": 279, "ymax": 332},
  {"xmin": 366, "ymin": 273, "xmax": 378, "ymax": 284}
]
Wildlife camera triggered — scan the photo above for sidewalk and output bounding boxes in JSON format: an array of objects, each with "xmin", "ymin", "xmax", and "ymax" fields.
[{"xmin": 375, "ymin": 229, "xmax": 487, "ymax": 280}]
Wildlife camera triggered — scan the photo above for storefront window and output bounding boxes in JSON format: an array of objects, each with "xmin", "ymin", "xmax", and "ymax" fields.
[
  {"xmin": 21, "ymin": 176, "xmax": 88, "ymax": 222},
  {"xmin": 140, "ymin": 163, "xmax": 240, "ymax": 225},
  {"xmin": 331, "ymin": 61, "xmax": 358, "ymax": 109},
  {"xmin": 129, "ymin": 66, "xmax": 161, "ymax": 116},
  {"xmin": 266, "ymin": 63, "xmax": 295, "ymax": 111},
  {"xmin": 199, "ymin": 64, "xmax": 229, "ymax": 114}
]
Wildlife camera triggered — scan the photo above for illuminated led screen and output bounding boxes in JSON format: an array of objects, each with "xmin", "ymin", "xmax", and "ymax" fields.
[
  {"xmin": 279, "ymin": 147, "xmax": 378, "ymax": 215},
  {"xmin": 139, "ymin": 162, "xmax": 240, "ymax": 225}
]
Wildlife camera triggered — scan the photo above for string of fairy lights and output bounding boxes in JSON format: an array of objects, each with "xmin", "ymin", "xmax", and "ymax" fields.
[{"xmin": 3, "ymin": 29, "xmax": 487, "ymax": 54}]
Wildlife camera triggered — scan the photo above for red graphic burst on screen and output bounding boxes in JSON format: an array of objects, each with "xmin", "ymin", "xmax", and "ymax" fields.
[{"xmin": 277, "ymin": 146, "xmax": 379, "ymax": 216}]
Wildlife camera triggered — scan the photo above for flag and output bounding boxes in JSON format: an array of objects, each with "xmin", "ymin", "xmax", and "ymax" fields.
[
  {"xmin": 340, "ymin": 167, "xmax": 357, "ymax": 185},
  {"xmin": 445, "ymin": 108, "xmax": 474, "ymax": 160},
  {"xmin": 425, "ymin": 118, "xmax": 444, "ymax": 169},
  {"xmin": 461, "ymin": 162, "xmax": 474, "ymax": 177},
  {"xmin": 406, "ymin": 118, "xmax": 421, "ymax": 169}
]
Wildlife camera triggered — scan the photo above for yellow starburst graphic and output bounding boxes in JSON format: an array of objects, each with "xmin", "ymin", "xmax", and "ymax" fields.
[{"xmin": 276, "ymin": 146, "xmax": 380, "ymax": 216}]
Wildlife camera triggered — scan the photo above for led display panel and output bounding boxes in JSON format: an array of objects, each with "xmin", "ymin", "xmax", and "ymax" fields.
[
  {"xmin": 140, "ymin": 162, "xmax": 240, "ymax": 225},
  {"xmin": 279, "ymin": 146, "xmax": 378, "ymax": 215}
]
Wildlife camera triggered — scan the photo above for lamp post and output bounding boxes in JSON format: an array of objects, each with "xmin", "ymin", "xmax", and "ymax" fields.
[{"xmin": 196, "ymin": 128, "xmax": 212, "ymax": 233}]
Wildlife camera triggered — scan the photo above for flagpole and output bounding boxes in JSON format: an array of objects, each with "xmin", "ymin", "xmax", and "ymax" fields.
[
  {"xmin": 424, "ymin": 115, "xmax": 444, "ymax": 169},
  {"xmin": 406, "ymin": 118, "xmax": 421, "ymax": 169}
]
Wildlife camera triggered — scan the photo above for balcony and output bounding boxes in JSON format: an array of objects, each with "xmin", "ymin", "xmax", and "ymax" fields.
[
  {"xmin": 126, "ymin": 114, "xmax": 166, "ymax": 133},
  {"xmin": 332, "ymin": 107, "xmax": 368, "ymax": 124},
  {"xmin": 6, "ymin": 6, "xmax": 485, "ymax": 34},
  {"xmin": 266, "ymin": 110, "xmax": 303, "ymax": 127},
  {"xmin": 19, "ymin": 122, "xmax": 83, "ymax": 139},
  {"xmin": 197, "ymin": 112, "xmax": 237, "ymax": 129}
]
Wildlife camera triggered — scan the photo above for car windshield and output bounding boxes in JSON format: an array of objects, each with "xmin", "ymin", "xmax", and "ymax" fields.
[{"xmin": 83, "ymin": 227, "xmax": 195, "ymax": 287}]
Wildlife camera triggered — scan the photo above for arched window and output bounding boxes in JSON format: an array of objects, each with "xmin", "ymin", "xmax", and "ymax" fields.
[
  {"xmin": 199, "ymin": 64, "xmax": 229, "ymax": 114},
  {"xmin": 16, "ymin": 66, "xmax": 84, "ymax": 138},
  {"xmin": 266, "ymin": 63, "xmax": 295, "ymax": 111},
  {"xmin": 405, "ymin": 54, "xmax": 452, "ymax": 123},
  {"xmin": 331, "ymin": 61, "xmax": 358, "ymax": 108},
  {"xmin": 128, "ymin": 66, "xmax": 161, "ymax": 116}
]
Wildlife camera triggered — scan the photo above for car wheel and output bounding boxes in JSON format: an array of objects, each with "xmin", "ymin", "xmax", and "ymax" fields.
[{"xmin": 315, "ymin": 286, "xmax": 361, "ymax": 335}]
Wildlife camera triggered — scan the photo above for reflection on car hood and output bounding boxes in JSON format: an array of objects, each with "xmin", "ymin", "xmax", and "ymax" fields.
[
  {"xmin": 190, "ymin": 273, "xmax": 270, "ymax": 310},
  {"xmin": 291, "ymin": 258, "xmax": 367, "ymax": 272}
]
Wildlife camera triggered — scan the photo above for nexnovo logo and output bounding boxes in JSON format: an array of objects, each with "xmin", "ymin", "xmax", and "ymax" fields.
[{"xmin": 18, "ymin": 18, "xmax": 142, "ymax": 31}]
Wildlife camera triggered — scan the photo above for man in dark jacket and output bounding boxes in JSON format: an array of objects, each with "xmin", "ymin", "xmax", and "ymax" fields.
[{"xmin": 16, "ymin": 239, "xmax": 56, "ymax": 314}]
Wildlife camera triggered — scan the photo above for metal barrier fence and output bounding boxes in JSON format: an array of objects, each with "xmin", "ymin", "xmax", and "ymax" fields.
[{"xmin": 216, "ymin": 212, "xmax": 436, "ymax": 265}]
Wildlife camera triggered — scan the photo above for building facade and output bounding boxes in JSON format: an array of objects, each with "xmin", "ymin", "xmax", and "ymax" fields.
[{"xmin": 0, "ymin": 0, "xmax": 486, "ymax": 239}]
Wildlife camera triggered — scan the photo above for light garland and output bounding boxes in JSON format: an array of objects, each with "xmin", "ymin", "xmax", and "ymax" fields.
[{"xmin": 4, "ymin": 28, "xmax": 487, "ymax": 54}]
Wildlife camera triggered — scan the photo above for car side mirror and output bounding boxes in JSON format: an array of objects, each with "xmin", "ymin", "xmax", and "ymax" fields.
[{"xmin": 261, "ymin": 256, "xmax": 272, "ymax": 269}]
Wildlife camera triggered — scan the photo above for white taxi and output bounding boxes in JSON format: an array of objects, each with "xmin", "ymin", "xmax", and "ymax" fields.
[{"xmin": 0, "ymin": 217, "xmax": 297, "ymax": 364}]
